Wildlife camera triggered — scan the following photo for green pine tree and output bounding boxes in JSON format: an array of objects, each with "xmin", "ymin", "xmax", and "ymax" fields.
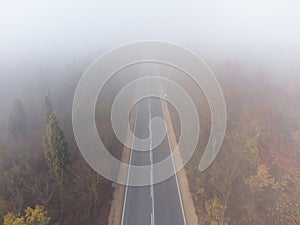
[
  {"xmin": 44, "ymin": 95, "xmax": 52, "ymax": 122},
  {"xmin": 43, "ymin": 112, "xmax": 70, "ymax": 185}
]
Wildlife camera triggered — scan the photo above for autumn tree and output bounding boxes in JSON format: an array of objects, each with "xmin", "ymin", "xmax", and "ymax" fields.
[
  {"xmin": 204, "ymin": 196, "xmax": 229, "ymax": 225},
  {"xmin": 4, "ymin": 205, "xmax": 57, "ymax": 225}
]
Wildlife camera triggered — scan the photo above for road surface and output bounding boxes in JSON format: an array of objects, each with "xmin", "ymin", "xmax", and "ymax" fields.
[{"xmin": 121, "ymin": 96, "xmax": 187, "ymax": 225}]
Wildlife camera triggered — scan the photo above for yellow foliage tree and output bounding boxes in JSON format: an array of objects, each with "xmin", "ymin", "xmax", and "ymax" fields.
[
  {"xmin": 4, "ymin": 205, "xmax": 57, "ymax": 225},
  {"xmin": 204, "ymin": 196, "xmax": 228, "ymax": 225}
]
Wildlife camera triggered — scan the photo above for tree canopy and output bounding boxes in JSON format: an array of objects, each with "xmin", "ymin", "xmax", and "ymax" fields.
[
  {"xmin": 43, "ymin": 112, "xmax": 70, "ymax": 185},
  {"xmin": 4, "ymin": 205, "xmax": 56, "ymax": 225}
]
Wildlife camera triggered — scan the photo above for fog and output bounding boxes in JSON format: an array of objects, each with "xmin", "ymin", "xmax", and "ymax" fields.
[
  {"xmin": 0, "ymin": 2, "xmax": 300, "ymax": 224},
  {"xmin": 1, "ymin": 0, "xmax": 300, "ymax": 72},
  {"xmin": 0, "ymin": 0, "xmax": 300, "ymax": 106}
]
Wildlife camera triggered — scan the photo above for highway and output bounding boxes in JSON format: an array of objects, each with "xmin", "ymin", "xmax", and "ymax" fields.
[{"xmin": 121, "ymin": 96, "xmax": 187, "ymax": 225}]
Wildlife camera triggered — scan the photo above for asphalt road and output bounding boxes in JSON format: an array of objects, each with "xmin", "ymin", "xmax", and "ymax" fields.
[{"xmin": 121, "ymin": 97, "xmax": 186, "ymax": 225}]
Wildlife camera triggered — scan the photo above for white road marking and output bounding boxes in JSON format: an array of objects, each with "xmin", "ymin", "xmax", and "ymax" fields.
[
  {"xmin": 121, "ymin": 97, "xmax": 185, "ymax": 225},
  {"xmin": 151, "ymin": 212, "xmax": 155, "ymax": 225},
  {"xmin": 120, "ymin": 103, "xmax": 139, "ymax": 225},
  {"xmin": 160, "ymin": 99, "xmax": 188, "ymax": 225},
  {"xmin": 149, "ymin": 100, "xmax": 155, "ymax": 225}
]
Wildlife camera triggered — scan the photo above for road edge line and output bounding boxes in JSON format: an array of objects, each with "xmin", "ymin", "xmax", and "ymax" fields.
[
  {"xmin": 160, "ymin": 94, "xmax": 199, "ymax": 225},
  {"xmin": 108, "ymin": 98, "xmax": 138, "ymax": 225},
  {"xmin": 160, "ymin": 99, "xmax": 188, "ymax": 225}
]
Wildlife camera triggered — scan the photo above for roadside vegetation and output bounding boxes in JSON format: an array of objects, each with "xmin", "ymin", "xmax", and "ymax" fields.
[
  {"xmin": 1, "ymin": 62, "xmax": 299, "ymax": 225},
  {"xmin": 168, "ymin": 63, "xmax": 300, "ymax": 225},
  {"xmin": 0, "ymin": 70, "xmax": 121, "ymax": 225}
]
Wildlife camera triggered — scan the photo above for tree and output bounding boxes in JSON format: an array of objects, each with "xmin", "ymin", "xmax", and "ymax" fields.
[
  {"xmin": 43, "ymin": 95, "xmax": 52, "ymax": 123},
  {"xmin": 7, "ymin": 99, "xmax": 27, "ymax": 137},
  {"xmin": 3, "ymin": 205, "xmax": 57, "ymax": 225},
  {"xmin": 204, "ymin": 196, "xmax": 229, "ymax": 225},
  {"xmin": 43, "ymin": 113, "xmax": 70, "ymax": 185}
]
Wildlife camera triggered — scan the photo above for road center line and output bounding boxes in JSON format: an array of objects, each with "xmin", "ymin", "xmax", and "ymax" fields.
[{"xmin": 149, "ymin": 100, "xmax": 155, "ymax": 225}]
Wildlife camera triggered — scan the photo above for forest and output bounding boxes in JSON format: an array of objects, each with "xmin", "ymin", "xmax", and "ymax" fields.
[
  {"xmin": 0, "ymin": 68, "xmax": 125, "ymax": 225},
  {"xmin": 0, "ymin": 61, "xmax": 299, "ymax": 225},
  {"xmin": 1, "ymin": 1, "xmax": 299, "ymax": 225},
  {"xmin": 168, "ymin": 62, "xmax": 300, "ymax": 224}
]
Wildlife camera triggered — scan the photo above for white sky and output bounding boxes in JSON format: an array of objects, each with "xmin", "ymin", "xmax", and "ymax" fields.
[{"xmin": 0, "ymin": 0, "xmax": 300, "ymax": 73}]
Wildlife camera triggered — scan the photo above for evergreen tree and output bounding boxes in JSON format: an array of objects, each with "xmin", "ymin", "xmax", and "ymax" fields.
[
  {"xmin": 43, "ymin": 95, "xmax": 52, "ymax": 122},
  {"xmin": 43, "ymin": 112, "xmax": 70, "ymax": 185},
  {"xmin": 6, "ymin": 98, "xmax": 27, "ymax": 137}
]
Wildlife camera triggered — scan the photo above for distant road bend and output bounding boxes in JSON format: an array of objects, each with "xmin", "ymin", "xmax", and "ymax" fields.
[{"xmin": 121, "ymin": 94, "xmax": 187, "ymax": 225}]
